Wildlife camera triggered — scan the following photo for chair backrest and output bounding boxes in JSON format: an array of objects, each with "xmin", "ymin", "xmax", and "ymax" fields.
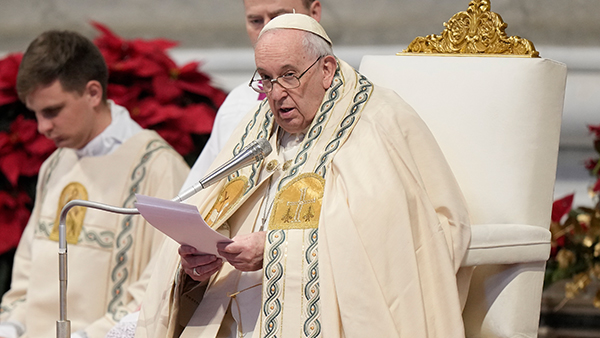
[{"xmin": 359, "ymin": 54, "xmax": 567, "ymax": 337}]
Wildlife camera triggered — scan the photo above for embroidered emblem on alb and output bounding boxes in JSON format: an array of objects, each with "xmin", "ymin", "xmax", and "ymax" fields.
[
  {"xmin": 269, "ymin": 173, "xmax": 324, "ymax": 230},
  {"xmin": 204, "ymin": 177, "xmax": 248, "ymax": 227},
  {"xmin": 49, "ymin": 182, "xmax": 88, "ymax": 244}
]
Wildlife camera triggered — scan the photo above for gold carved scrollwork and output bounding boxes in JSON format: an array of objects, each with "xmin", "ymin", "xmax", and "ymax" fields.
[{"xmin": 402, "ymin": 0, "xmax": 539, "ymax": 57}]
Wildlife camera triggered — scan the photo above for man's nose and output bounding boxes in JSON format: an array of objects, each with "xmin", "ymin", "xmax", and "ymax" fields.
[
  {"xmin": 37, "ymin": 117, "xmax": 52, "ymax": 135},
  {"xmin": 269, "ymin": 81, "xmax": 288, "ymax": 100}
]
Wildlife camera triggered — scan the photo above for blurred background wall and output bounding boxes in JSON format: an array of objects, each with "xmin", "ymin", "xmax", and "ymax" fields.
[
  {"xmin": 2, "ymin": 0, "xmax": 599, "ymax": 234},
  {"xmin": 1, "ymin": 0, "xmax": 599, "ymax": 51},
  {"xmin": 1, "ymin": 0, "xmax": 599, "ymax": 229},
  {"xmin": 0, "ymin": 1, "xmax": 599, "ymax": 231}
]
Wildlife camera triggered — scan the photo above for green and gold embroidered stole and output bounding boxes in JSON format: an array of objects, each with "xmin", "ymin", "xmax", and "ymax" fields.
[{"xmin": 204, "ymin": 59, "xmax": 373, "ymax": 338}]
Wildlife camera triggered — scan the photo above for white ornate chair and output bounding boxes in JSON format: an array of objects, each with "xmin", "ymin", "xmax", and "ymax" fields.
[{"xmin": 358, "ymin": 1, "xmax": 567, "ymax": 337}]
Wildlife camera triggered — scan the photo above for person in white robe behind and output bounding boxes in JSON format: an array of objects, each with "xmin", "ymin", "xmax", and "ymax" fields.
[
  {"xmin": 136, "ymin": 13, "xmax": 472, "ymax": 338},
  {"xmin": 180, "ymin": 0, "xmax": 322, "ymax": 189}
]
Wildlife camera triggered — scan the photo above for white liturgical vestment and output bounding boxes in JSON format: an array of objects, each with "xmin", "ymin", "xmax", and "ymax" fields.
[
  {"xmin": 0, "ymin": 102, "xmax": 190, "ymax": 338},
  {"xmin": 136, "ymin": 59, "xmax": 471, "ymax": 338}
]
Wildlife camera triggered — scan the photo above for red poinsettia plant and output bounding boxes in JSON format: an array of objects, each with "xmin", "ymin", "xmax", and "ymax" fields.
[
  {"xmin": 546, "ymin": 123, "xmax": 600, "ymax": 308},
  {"xmin": 0, "ymin": 22, "xmax": 226, "ymax": 258},
  {"xmin": 92, "ymin": 21, "xmax": 226, "ymax": 157},
  {"xmin": 0, "ymin": 52, "xmax": 55, "ymax": 256}
]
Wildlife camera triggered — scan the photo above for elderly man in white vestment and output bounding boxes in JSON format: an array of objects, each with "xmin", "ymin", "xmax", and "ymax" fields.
[
  {"xmin": 0, "ymin": 30, "xmax": 189, "ymax": 338},
  {"xmin": 136, "ymin": 14, "xmax": 471, "ymax": 338},
  {"xmin": 105, "ymin": 2, "xmax": 323, "ymax": 337},
  {"xmin": 181, "ymin": 0, "xmax": 322, "ymax": 189}
]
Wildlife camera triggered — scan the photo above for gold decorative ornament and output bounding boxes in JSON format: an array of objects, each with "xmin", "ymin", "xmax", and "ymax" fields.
[
  {"xmin": 556, "ymin": 249, "xmax": 576, "ymax": 270},
  {"xmin": 565, "ymin": 272, "xmax": 591, "ymax": 299},
  {"xmin": 266, "ymin": 159, "xmax": 293, "ymax": 172},
  {"xmin": 401, "ymin": 0, "xmax": 539, "ymax": 57},
  {"xmin": 269, "ymin": 173, "xmax": 324, "ymax": 230},
  {"xmin": 282, "ymin": 160, "xmax": 293, "ymax": 171},
  {"xmin": 266, "ymin": 160, "xmax": 279, "ymax": 172},
  {"xmin": 50, "ymin": 182, "xmax": 89, "ymax": 244},
  {"xmin": 204, "ymin": 177, "xmax": 248, "ymax": 227},
  {"xmin": 594, "ymin": 290, "xmax": 600, "ymax": 309}
]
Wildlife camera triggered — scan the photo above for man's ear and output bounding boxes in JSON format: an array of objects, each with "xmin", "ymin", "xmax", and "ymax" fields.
[
  {"xmin": 310, "ymin": 1, "xmax": 322, "ymax": 22},
  {"xmin": 85, "ymin": 80, "xmax": 104, "ymax": 108},
  {"xmin": 321, "ymin": 55, "xmax": 337, "ymax": 89}
]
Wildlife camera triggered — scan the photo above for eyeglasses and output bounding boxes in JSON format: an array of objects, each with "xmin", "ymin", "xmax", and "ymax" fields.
[{"xmin": 249, "ymin": 56, "xmax": 323, "ymax": 94}]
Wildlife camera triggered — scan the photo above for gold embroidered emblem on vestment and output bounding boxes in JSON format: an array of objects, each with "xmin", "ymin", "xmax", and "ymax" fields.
[
  {"xmin": 204, "ymin": 177, "xmax": 248, "ymax": 227},
  {"xmin": 50, "ymin": 182, "xmax": 88, "ymax": 244},
  {"xmin": 269, "ymin": 173, "xmax": 324, "ymax": 230}
]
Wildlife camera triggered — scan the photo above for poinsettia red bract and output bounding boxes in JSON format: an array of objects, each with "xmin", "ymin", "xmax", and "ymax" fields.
[
  {"xmin": 0, "ymin": 115, "xmax": 55, "ymax": 186},
  {"xmin": 0, "ymin": 53, "xmax": 23, "ymax": 106},
  {"xmin": 551, "ymin": 193, "xmax": 574, "ymax": 223},
  {"xmin": 0, "ymin": 191, "xmax": 31, "ymax": 255}
]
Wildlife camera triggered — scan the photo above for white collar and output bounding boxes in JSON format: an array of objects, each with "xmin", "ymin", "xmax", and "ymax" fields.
[
  {"xmin": 276, "ymin": 124, "xmax": 307, "ymax": 157},
  {"xmin": 75, "ymin": 100, "xmax": 143, "ymax": 158}
]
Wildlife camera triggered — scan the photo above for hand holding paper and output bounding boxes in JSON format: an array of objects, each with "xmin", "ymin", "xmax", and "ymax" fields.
[
  {"xmin": 179, "ymin": 245, "xmax": 223, "ymax": 281},
  {"xmin": 217, "ymin": 231, "xmax": 266, "ymax": 272},
  {"xmin": 135, "ymin": 194, "xmax": 232, "ymax": 257}
]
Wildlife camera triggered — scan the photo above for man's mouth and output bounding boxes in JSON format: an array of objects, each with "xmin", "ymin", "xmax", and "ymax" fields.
[
  {"xmin": 279, "ymin": 107, "xmax": 294, "ymax": 116},
  {"xmin": 51, "ymin": 136, "xmax": 64, "ymax": 145}
]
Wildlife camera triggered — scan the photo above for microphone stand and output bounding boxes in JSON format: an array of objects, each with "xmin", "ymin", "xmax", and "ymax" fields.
[
  {"xmin": 55, "ymin": 139, "xmax": 271, "ymax": 338},
  {"xmin": 57, "ymin": 202, "xmax": 139, "ymax": 338}
]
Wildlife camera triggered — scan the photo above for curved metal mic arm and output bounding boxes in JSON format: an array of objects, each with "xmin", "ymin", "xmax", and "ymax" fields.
[
  {"xmin": 57, "ymin": 200, "xmax": 139, "ymax": 338},
  {"xmin": 55, "ymin": 138, "xmax": 272, "ymax": 338}
]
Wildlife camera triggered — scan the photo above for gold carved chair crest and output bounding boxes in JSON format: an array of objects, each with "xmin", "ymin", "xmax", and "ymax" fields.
[{"xmin": 402, "ymin": 0, "xmax": 538, "ymax": 57}]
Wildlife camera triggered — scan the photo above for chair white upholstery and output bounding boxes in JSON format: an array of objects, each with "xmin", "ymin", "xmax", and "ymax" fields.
[{"xmin": 358, "ymin": 55, "xmax": 567, "ymax": 337}]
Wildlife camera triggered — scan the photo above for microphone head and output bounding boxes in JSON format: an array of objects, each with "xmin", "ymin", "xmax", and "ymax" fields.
[
  {"xmin": 254, "ymin": 138, "xmax": 272, "ymax": 158},
  {"xmin": 193, "ymin": 138, "xmax": 273, "ymax": 192}
]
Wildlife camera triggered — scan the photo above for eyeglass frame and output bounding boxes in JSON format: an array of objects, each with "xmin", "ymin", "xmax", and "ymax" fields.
[{"xmin": 249, "ymin": 55, "xmax": 324, "ymax": 94}]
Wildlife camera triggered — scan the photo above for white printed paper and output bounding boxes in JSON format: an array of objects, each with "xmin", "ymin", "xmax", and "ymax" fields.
[{"xmin": 135, "ymin": 194, "xmax": 231, "ymax": 256}]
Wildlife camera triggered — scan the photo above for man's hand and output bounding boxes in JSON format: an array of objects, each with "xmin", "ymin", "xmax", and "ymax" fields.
[
  {"xmin": 217, "ymin": 231, "xmax": 266, "ymax": 271},
  {"xmin": 178, "ymin": 245, "xmax": 223, "ymax": 282}
]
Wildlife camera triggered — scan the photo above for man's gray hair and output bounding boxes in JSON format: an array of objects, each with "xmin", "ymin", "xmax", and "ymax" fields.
[{"xmin": 302, "ymin": 30, "xmax": 333, "ymax": 58}]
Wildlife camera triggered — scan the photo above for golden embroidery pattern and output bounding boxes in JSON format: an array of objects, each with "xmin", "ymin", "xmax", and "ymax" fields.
[
  {"xmin": 269, "ymin": 174, "xmax": 324, "ymax": 230},
  {"xmin": 49, "ymin": 182, "xmax": 88, "ymax": 244},
  {"xmin": 204, "ymin": 177, "xmax": 248, "ymax": 227}
]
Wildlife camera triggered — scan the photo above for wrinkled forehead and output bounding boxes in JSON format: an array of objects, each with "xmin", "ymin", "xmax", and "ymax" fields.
[{"xmin": 255, "ymin": 29, "xmax": 307, "ymax": 63}]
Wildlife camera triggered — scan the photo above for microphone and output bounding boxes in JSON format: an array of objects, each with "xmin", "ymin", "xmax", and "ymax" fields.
[
  {"xmin": 55, "ymin": 137, "xmax": 271, "ymax": 338},
  {"xmin": 173, "ymin": 138, "xmax": 272, "ymax": 202}
]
